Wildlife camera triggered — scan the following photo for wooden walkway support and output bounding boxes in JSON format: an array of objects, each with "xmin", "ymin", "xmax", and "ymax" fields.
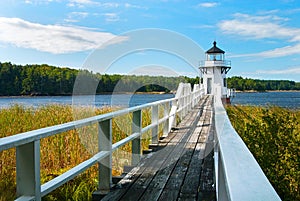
[{"xmin": 101, "ymin": 95, "xmax": 215, "ymax": 201}]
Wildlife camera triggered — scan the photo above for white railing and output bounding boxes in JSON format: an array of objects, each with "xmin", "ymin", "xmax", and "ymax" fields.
[
  {"xmin": 0, "ymin": 83, "xmax": 204, "ymax": 201},
  {"xmin": 199, "ymin": 60, "xmax": 231, "ymax": 68},
  {"xmin": 214, "ymin": 97, "xmax": 281, "ymax": 201},
  {"xmin": 226, "ymin": 88, "xmax": 236, "ymax": 99}
]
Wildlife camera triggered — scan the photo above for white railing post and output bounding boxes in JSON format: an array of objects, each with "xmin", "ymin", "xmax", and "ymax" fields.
[
  {"xmin": 169, "ymin": 83, "xmax": 183, "ymax": 131},
  {"xmin": 163, "ymin": 102, "xmax": 170, "ymax": 137},
  {"xmin": 98, "ymin": 119, "xmax": 112, "ymax": 193},
  {"xmin": 184, "ymin": 84, "xmax": 187, "ymax": 116},
  {"xmin": 195, "ymin": 84, "xmax": 201, "ymax": 106},
  {"xmin": 132, "ymin": 110, "xmax": 142, "ymax": 166},
  {"xmin": 181, "ymin": 84, "xmax": 186, "ymax": 118},
  {"xmin": 188, "ymin": 84, "xmax": 192, "ymax": 111},
  {"xmin": 169, "ymin": 98, "xmax": 178, "ymax": 131},
  {"xmin": 151, "ymin": 105, "xmax": 159, "ymax": 144},
  {"xmin": 191, "ymin": 84, "xmax": 196, "ymax": 108},
  {"xmin": 180, "ymin": 94, "xmax": 183, "ymax": 117},
  {"xmin": 185, "ymin": 84, "xmax": 191, "ymax": 111},
  {"xmin": 16, "ymin": 140, "xmax": 41, "ymax": 201}
]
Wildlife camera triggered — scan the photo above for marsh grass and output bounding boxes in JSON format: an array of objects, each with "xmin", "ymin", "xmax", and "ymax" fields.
[
  {"xmin": 0, "ymin": 104, "xmax": 164, "ymax": 201},
  {"xmin": 226, "ymin": 105, "xmax": 300, "ymax": 201}
]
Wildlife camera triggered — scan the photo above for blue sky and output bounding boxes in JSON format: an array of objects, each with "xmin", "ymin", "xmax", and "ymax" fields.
[{"xmin": 1, "ymin": 0, "xmax": 300, "ymax": 81}]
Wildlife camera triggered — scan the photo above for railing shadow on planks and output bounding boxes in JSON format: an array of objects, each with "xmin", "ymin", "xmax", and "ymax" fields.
[{"xmin": 0, "ymin": 83, "xmax": 203, "ymax": 201}]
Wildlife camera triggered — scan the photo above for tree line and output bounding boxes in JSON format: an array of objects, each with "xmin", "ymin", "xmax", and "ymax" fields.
[
  {"xmin": 0, "ymin": 62, "xmax": 299, "ymax": 96},
  {"xmin": 0, "ymin": 62, "xmax": 198, "ymax": 96},
  {"xmin": 227, "ymin": 76, "xmax": 300, "ymax": 91}
]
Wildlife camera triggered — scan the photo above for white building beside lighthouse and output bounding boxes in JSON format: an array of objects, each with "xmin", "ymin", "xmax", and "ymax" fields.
[{"xmin": 199, "ymin": 41, "xmax": 232, "ymax": 103}]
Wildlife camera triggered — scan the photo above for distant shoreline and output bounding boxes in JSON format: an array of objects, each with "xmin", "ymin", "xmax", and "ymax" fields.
[
  {"xmin": 1, "ymin": 90, "xmax": 300, "ymax": 98},
  {"xmin": 235, "ymin": 90, "xmax": 300, "ymax": 93},
  {"xmin": 0, "ymin": 91, "xmax": 173, "ymax": 98}
]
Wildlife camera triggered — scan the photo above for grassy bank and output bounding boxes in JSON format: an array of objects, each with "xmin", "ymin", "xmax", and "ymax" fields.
[
  {"xmin": 0, "ymin": 104, "xmax": 158, "ymax": 201},
  {"xmin": 226, "ymin": 105, "xmax": 300, "ymax": 201}
]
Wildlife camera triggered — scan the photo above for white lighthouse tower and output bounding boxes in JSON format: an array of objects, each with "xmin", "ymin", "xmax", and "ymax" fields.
[{"xmin": 199, "ymin": 41, "xmax": 231, "ymax": 103}]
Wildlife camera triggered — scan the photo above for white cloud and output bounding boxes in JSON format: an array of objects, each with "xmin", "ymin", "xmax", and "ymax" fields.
[
  {"xmin": 124, "ymin": 3, "xmax": 145, "ymax": 9},
  {"xmin": 230, "ymin": 44, "xmax": 300, "ymax": 58},
  {"xmin": 128, "ymin": 65, "xmax": 180, "ymax": 77},
  {"xmin": 64, "ymin": 12, "xmax": 89, "ymax": 23},
  {"xmin": 67, "ymin": 0, "xmax": 99, "ymax": 7},
  {"xmin": 197, "ymin": 2, "xmax": 219, "ymax": 8},
  {"xmin": 219, "ymin": 13, "xmax": 300, "ymax": 58},
  {"xmin": 0, "ymin": 17, "xmax": 127, "ymax": 54},
  {"xmin": 99, "ymin": 2, "xmax": 146, "ymax": 9},
  {"xmin": 190, "ymin": 24, "xmax": 215, "ymax": 29},
  {"xmin": 25, "ymin": 0, "xmax": 61, "ymax": 4},
  {"xmin": 239, "ymin": 67, "xmax": 300, "ymax": 81},
  {"xmin": 257, "ymin": 67, "xmax": 300, "ymax": 74},
  {"xmin": 103, "ymin": 13, "xmax": 120, "ymax": 22},
  {"xmin": 67, "ymin": 1, "xmax": 145, "ymax": 9},
  {"xmin": 219, "ymin": 13, "xmax": 296, "ymax": 40},
  {"xmin": 101, "ymin": 2, "xmax": 120, "ymax": 8},
  {"xmin": 238, "ymin": 67, "xmax": 300, "ymax": 81},
  {"xmin": 257, "ymin": 9, "xmax": 280, "ymax": 15}
]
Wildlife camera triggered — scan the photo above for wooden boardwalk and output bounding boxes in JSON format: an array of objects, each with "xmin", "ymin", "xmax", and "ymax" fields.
[{"xmin": 101, "ymin": 95, "xmax": 215, "ymax": 201}]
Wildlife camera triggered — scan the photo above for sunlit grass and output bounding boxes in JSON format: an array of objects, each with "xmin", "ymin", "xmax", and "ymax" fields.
[
  {"xmin": 0, "ymin": 104, "xmax": 164, "ymax": 200},
  {"xmin": 226, "ymin": 105, "xmax": 300, "ymax": 201}
]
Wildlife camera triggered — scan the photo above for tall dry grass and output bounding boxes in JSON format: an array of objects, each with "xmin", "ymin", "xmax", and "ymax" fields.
[{"xmin": 0, "ymin": 104, "xmax": 160, "ymax": 201}]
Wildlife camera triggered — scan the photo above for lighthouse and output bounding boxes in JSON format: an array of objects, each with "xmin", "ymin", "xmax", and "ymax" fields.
[{"xmin": 199, "ymin": 41, "xmax": 232, "ymax": 103}]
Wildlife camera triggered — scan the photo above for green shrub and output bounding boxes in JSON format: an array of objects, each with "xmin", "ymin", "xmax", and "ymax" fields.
[{"xmin": 226, "ymin": 105, "xmax": 300, "ymax": 201}]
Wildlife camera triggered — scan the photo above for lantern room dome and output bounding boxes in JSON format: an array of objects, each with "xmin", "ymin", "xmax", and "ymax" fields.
[{"xmin": 206, "ymin": 41, "xmax": 225, "ymax": 54}]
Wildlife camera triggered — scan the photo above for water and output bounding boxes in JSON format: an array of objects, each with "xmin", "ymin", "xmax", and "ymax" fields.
[
  {"xmin": 231, "ymin": 91, "xmax": 300, "ymax": 109},
  {"xmin": 0, "ymin": 93, "xmax": 175, "ymax": 108},
  {"xmin": 0, "ymin": 92, "xmax": 299, "ymax": 109}
]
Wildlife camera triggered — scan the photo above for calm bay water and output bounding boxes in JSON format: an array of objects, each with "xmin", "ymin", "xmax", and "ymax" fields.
[
  {"xmin": 0, "ymin": 94, "xmax": 175, "ymax": 108},
  {"xmin": 231, "ymin": 91, "xmax": 300, "ymax": 109},
  {"xmin": 0, "ymin": 92, "xmax": 299, "ymax": 109}
]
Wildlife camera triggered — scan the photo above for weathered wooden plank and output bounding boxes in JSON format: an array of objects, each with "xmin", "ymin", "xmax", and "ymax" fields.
[
  {"xmin": 101, "ymin": 96, "xmax": 214, "ymax": 201},
  {"xmin": 120, "ymin": 109, "xmax": 200, "ymax": 200},
  {"xmin": 157, "ymin": 189, "xmax": 180, "ymax": 201},
  {"xmin": 139, "ymin": 102, "xmax": 208, "ymax": 201},
  {"xmin": 179, "ymin": 143, "xmax": 205, "ymax": 198},
  {"xmin": 178, "ymin": 98, "xmax": 212, "ymax": 198},
  {"xmin": 101, "ymin": 111, "xmax": 197, "ymax": 201},
  {"xmin": 198, "ymin": 146, "xmax": 215, "ymax": 201},
  {"xmin": 198, "ymin": 96, "xmax": 215, "ymax": 201},
  {"xmin": 159, "ymin": 98, "xmax": 212, "ymax": 201},
  {"xmin": 142, "ymin": 141, "xmax": 194, "ymax": 201},
  {"xmin": 179, "ymin": 95, "xmax": 214, "ymax": 200},
  {"xmin": 100, "ymin": 153, "xmax": 153, "ymax": 201}
]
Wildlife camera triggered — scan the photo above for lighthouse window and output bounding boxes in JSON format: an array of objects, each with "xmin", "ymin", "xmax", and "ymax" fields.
[
  {"xmin": 223, "ymin": 78, "xmax": 227, "ymax": 87},
  {"xmin": 209, "ymin": 54, "xmax": 223, "ymax": 61}
]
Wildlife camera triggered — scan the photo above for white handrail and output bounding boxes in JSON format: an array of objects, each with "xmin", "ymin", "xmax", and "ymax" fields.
[
  {"xmin": 0, "ymin": 82, "xmax": 204, "ymax": 201},
  {"xmin": 214, "ymin": 97, "xmax": 281, "ymax": 201}
]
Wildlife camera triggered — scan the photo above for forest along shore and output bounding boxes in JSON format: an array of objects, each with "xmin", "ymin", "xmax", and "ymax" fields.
[{"xmin": 1, "ymin": 62, "xmax": 300, "ymax": 96}]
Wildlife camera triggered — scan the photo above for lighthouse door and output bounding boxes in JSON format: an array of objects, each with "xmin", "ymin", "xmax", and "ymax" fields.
[{"xmin": 207, "ymin": 78, "xmax": 212, "ymax": 94}]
